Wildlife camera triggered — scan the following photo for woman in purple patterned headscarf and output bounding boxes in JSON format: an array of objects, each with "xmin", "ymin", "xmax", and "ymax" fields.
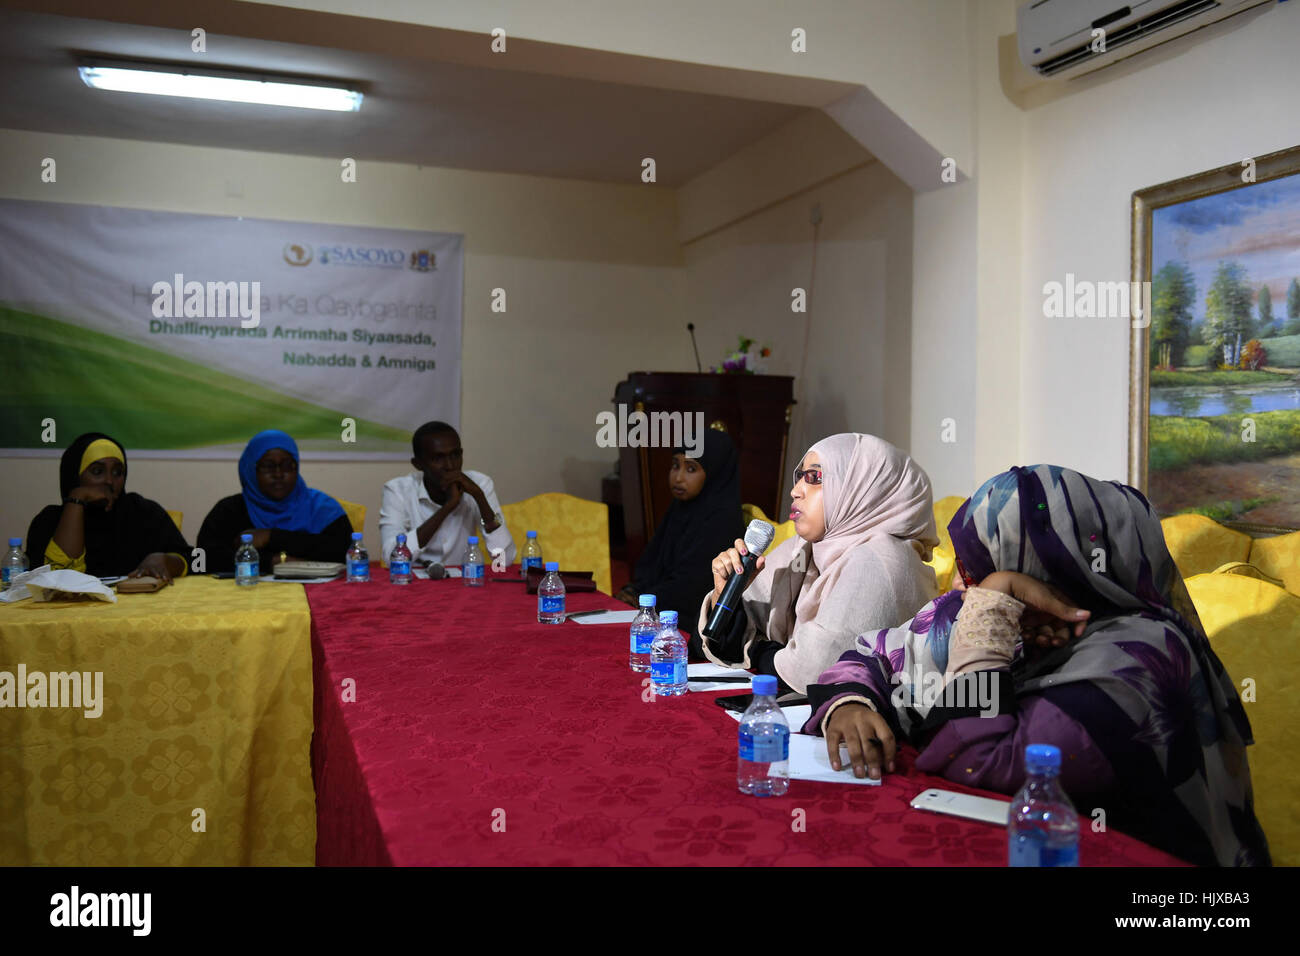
[{"xmin": 803, "ymin": 464, "xmax": 1270, "ymax": 866}]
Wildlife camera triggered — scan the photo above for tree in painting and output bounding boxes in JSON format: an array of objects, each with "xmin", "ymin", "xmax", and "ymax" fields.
[
  {"xmin": 1201, "ymin": 261, "xmax": 1254, "ymax": 367},
  {"xmin": 1150, "ymin": 261, "xmax": 1195, "ymax": 369}
]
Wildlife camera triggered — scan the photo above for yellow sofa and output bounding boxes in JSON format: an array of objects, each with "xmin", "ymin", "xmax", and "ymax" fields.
[
  {"xmin": 1158, "ymin": 512, "xmax": 1299, "ymax": 865},
  {"xmin": 501, "ymin": 493, "xmax": 611, "ymax": 595},
  {"xmin": 1161, "ymin": 514, "xmax": 1300, "ymax": 597},
  {"xmin": 925, "ymin": 495, "xmax": 966, "ymax": 594},
  {"xmin": 1184, "ymin": 572, "xmax": 1300, "ymax": 866},
  {"xmin": 336, "ymin": 498, "xmax": 366, "ymax": 534}
]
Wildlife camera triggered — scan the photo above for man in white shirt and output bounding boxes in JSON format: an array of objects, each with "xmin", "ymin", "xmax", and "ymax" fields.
[{"xmin": 379, "ymin": 421, "xmax": 516, "ymax": 569}]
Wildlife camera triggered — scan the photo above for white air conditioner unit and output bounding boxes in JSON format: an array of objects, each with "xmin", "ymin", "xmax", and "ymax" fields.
[{"xmin": 1017, "ymin": 0, "xmax": 1274, "ymax": 80}]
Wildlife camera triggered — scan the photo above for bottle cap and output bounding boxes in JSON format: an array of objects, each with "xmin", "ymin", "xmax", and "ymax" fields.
[
  {"xmin": 240, "ymin": 533, "xmax": 253, "ymax": 543},
  {"xmin": 638, "ymin": 594, "xmax": 656, "ymax": 608},
  {"xmin": 351, "ymin": 532, "xmax": 363, "ymax": 541},
  {"xmin": 526, "ymin": 530, "xmax": 538, "ymax": 538},
  {"xmin": 752, "ymin": 675, "xmax": 778, "ymax": 696},
  {"xmin": 468, "ymin": 536, "xmax": 479, "ymax": 545},
  {"xmin": 8, "ymin": 537, "xmax": 20, "ymax": 547},
  {"xmin": 396, "ymin": 534, "xmax": 407, "ymax": 544},
  {"xmin": 545, "ymin": 561, "xmax": 559, "ymax": 572},
  {"xmin": 1025, "ymin": 744, "xmax": 1061, "ymax": 771},
  {"xmin": 659, "ymin": 610, "xmax": 679, "ymax": 626}
]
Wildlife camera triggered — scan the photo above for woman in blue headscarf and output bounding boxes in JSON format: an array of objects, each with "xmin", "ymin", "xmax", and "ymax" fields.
[{"xmin": 197, "ymin": 430, "xmax": 353, "ymax": 574}]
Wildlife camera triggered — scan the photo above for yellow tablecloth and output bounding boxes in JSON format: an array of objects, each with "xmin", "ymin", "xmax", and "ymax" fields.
[{"xmin": 0, "ymin": 576, "xmax": 314, "ymax": 865}]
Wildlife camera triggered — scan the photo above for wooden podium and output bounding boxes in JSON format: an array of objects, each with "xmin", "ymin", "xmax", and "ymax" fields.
[{"xmin": 610, "ymin": 372, "xmax": 795, "ymax": 569}]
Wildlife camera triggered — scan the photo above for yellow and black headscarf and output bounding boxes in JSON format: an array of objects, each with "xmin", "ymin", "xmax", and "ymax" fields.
[{"xmin": 25, "ymin": 431, "xmax": 190, "ymax": 576}]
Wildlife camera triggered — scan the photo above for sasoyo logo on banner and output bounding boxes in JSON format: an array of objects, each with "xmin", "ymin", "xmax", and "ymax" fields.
[{"xmin": 316, "ymin": 244, "xmax": 406, "ymax": 268}]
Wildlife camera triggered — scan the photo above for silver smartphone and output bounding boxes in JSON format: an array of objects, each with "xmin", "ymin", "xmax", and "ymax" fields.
[{"xmin": 910, "ymin": 788, "xmax": 1011, "ymax": 826}]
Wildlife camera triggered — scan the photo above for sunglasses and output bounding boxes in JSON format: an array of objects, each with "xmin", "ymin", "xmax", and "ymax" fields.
[{"xmin": 792, "ymin": 467, "xmax": 823, "ymax": 487}]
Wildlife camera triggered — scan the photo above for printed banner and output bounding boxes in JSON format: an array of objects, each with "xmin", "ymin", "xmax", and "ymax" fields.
[{"xmin": 0, "ymin": 199, "xmax": 462, "ymax": 457}]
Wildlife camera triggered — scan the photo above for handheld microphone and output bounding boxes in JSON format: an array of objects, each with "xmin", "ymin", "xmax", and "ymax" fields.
[
  {"xmin": 426, "ymin": 563, "xmax": 446, "ymax": 580},
  {"xmin": 703, "ymin": 519, "xmax": 776, "ymax": 638}
]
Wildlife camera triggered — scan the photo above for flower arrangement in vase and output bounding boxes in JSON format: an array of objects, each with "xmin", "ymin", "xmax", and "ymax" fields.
[{"xmin": 712, "ymin": 336, "xmax": 771, "ymax": 374}]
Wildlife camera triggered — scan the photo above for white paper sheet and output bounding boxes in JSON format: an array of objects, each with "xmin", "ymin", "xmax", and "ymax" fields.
[
  {"xmin": 570, "ymin": 609, "xmax": 639, "ymax": 625},
  {"xmin": 687, "ymin": 661, "xmax": 754, "ymax": 691},
  {"xmin": 19, "ymin": 568, "xmax": 117, "ymax": 604},
  {"xmin": 722, "ymin": 704, "xmax": 811, "ymax": 726},
  {"xmin": 788, "ymin": 733, "xmax": 882, "ymax": 785},
  {"xmin": 720, "ymin": 701, "xmax": 881, "ymax": 786},
  {"xmin": 0, "ymin": 564, "xmax": 52, "ymax": 603}
]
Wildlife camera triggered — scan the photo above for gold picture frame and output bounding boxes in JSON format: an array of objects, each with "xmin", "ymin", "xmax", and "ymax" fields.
[{"xmin": 1130, "ymin": 144, "xmax": 1300, "ymax": 535}]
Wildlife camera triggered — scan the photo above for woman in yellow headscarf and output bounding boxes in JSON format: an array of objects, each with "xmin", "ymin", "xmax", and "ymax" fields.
[{"xmin": 24, "ymin": 432, "xmax": 191, "ymax": 582}]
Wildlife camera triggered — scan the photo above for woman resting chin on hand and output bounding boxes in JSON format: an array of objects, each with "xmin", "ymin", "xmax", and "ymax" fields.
[
  {"xmin": 822, "ymin": 569, "xmax": 1088, "ymax": 780},
  {"xmin": 805, "ymin": 464, "xmax": 1270, "ymax": 867},
  {"xmin": 25, "ymin": 432, "xmax": 192, "ymax": 582}
]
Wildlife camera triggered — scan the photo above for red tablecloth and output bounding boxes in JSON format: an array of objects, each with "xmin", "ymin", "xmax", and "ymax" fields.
[{"xmin": 308, "ymin": 570, "xmax": 1187, "ymax": 866}]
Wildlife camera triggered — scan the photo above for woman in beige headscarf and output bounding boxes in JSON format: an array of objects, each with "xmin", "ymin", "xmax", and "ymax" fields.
[{"xmin": 698, "ymin": 433, "xmax": 939, "ymax": 694}]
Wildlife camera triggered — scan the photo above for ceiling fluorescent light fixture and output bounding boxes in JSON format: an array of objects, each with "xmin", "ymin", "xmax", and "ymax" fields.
[{"xmin": 78, "ymin": 64, "xmax": 363, "ymax": 112}]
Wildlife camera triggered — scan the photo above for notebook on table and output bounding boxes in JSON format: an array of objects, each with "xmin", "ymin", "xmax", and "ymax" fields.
[{"xmin": 272, "ymin": 560, "xmax": 346, "ymax": 580}]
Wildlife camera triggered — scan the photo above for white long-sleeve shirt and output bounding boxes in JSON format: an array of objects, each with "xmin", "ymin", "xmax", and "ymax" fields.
[{"xmin": 378, "ymin": 470, "xmax": 516, "ymax": 568}]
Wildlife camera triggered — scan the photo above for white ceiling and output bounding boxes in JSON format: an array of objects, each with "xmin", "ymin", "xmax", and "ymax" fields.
[{"xmin": 0, "ymin": 3, "xmax": 861, "ymax": 186}]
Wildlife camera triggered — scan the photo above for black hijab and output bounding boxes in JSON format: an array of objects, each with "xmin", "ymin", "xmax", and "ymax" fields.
[
  {"xmin": 632, "ymin": 428, "xmax": 742, "ymax": 628},
  {"xmin": 25, "ymin": 431, "xmax": 190, "ymax": 576}
]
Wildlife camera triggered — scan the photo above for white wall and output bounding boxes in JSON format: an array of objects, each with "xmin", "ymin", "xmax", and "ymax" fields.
[
  {"xmin": 0, "ymin": 128, "xmax": 687, "ymax": 546},
  {"xmin": 1018, "ymin": 0, "xmax": 1300, "ymax": 482},
  {"xmin": 248, "ymin": 0, "xmax": 975, "ymax": 174},
  {"xmin": 679, "ymin": 110, "xmax": 914, "ymax": 489}
]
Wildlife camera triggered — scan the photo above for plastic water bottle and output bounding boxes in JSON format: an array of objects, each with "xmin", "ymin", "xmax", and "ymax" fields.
[
  {"xmin": 235, "ymin": 533, "xmax": 259, "ymax": 588},
  {"xmin": 1009, "ymin": 744, "xmax": 1080, "ymax": 867},
  {"xmin": 389, "ymin": 534, "xmax": 412, "ymax": 586},
  {"xmin": 628, "ymin": 594, "xmax": 658, "ymax": 672},
  {"xmin": 520, "ymin": 530, "xmax": 544, "ymax": 577},
  {"xmin": 738, "ymin": 675, "xmax": 789, "ymax": 796},
  {"xmin": 2, "ymin": 537, "xmax": 28, "ymax": 590},
  {"xmin": 537, "ymin": 561, "xmax": 565, "ymax": 623},
  {"xmin": 650, "ymin": 610, "xmax": 688, "ymax": 697},
  {"xmin": 464, "ymin": 535, "xmax": 485, "ymax": 587},
  {"xmin": 346, "ymin": 532, "xmax": 370, "ymax": 583}
]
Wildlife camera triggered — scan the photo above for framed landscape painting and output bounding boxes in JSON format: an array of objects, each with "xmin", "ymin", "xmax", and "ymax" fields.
[{"xmin": 1130, "ymin": 145, "xmax": 1300, "ymax": 534}]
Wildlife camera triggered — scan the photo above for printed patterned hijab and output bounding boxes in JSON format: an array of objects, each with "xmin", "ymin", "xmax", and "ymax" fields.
[{"xmin": 848, "ymin": 465, "xmax": 1269, "ymax": 866}]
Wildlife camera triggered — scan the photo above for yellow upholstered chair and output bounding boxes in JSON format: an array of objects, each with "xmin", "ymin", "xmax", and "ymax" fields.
[
  {"xmin": 740, "ymin": 503, "xmax": 796, "ymax": 549},
  {"xmin": 1208, "ymin": 562, "xmax": 1285, "ymax": 589},
  {"xmin": 166, "ymin": 510, "xmax": 183, "ymax": 535},
  {"xmin": 925, "ymin": 494, "xmax": 966, "ymax": 594},
  {"xmin": 1160, "ymin": 514, "xmax": 1253, "ymax": 581},
  {"xmin": 501, "ymin": 493, "xmax": 611, "ymax": 595},
  {"xmin": 1185, "ymin": 572, "xmax": 1300, "ymax": 866},
  {"xmin": 336, "ymin": 498, "xmax": 366, "ymax": 534},
  {"xmin": 1249, "ymin": 531, "xmax": 1300, "ymax": 597}
]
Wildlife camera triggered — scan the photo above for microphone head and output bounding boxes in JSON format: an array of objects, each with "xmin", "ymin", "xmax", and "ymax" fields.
[
  {"xmin": 742, "ymin": 519, "xmax": 776, "ymax": 556},
  {"xmin": 426, "ymin": 562, "xmax": 446, "ymax": 579}
]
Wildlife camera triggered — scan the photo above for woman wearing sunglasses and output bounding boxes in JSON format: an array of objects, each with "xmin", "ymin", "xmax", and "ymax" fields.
[{"xmin": 699, "ymin": 433, "xmax": 940, "ymax": 695}]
